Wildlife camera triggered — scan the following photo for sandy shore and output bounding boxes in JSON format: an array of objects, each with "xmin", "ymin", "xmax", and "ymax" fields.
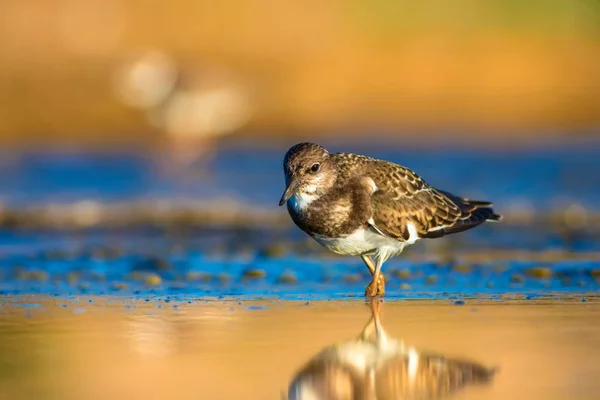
[{"xmin": 1, "ymin": 296, "xmax": 599, "ymax": 400}]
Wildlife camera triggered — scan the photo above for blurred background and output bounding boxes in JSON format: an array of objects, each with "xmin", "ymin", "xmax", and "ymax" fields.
[
  {"xmin": 1, "ymin": 0, "xmax": 600, "ymax": 290},
  {"xmin": 1, "ymin": 4, "xmax": 600, "ymax": 399},
  {"xmin": 1, "ymin": 1, "xmax": 600, "ymax": 147}
]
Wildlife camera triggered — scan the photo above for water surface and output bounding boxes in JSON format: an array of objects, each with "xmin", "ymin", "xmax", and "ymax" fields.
[
  {"xmin": 1, "ymin": 142, "xmax": 600, "ymax": 399},
  {"xmin": 1, "ymin": 297, "xmax": 599, "ymax": 400}
]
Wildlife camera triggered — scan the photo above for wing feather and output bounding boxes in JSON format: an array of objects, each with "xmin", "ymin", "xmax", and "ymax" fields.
[
  {"xmin": 333, "ymin": 155, "xmax": 501, "ymax": 241},
  {"xmin": 331, "ymin": 153, "xmax": 501, "ymax": 241}
]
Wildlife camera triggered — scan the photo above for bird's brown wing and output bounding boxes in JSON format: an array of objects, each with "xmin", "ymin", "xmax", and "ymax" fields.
[{"xmin": 363, "ymin": 160, "xmax": 500, "ymax": 241}]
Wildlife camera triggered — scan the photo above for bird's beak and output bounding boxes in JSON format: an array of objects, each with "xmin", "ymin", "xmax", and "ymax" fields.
[{"xmin": 279, "ymin": 178, "xmax": 301, "ymax": 206}]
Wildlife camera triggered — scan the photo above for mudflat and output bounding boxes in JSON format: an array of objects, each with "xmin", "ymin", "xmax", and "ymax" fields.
[{"xmin": 1, "ymin": 296, "xmax": 599, "ymax": 400}]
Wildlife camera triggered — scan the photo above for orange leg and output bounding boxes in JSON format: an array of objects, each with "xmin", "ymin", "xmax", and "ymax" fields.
[{"xmin": 361, "ymin": 255, "xmax": 385, "ymax": 296}]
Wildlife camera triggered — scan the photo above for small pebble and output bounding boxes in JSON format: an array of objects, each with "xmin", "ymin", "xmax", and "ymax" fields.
[
  {"xmin": 144, "ymin": 274, "xmax": 162, "ymax": 286},
  {"xmin": 453, "ymin": 299, "xmax": 466, "ymax": 306},
  {"xmin": 525, "ymin": 267, "xmax": 552, "ymax": 279},
  {"xmin": 19, "ymin": 270, "xmax": 49, "ymax": 282},
  {"xmin": 277, "ymin": 270, "xmax": 298, "ymax": 284},
  {"xmin": 111, "ymin": 282, "xmax": 127, "ymax": 290},
  {"xmin": 258, "ymin": 243, "xmax": 287, "ymax": 258},
  {"xmin": 186, "ymin": 272, "xmax": 212, "ymax": 282},
  {"xmin": 452, "ymin": 265, "xmax": 472, "ymax": 273},
  {"xmin": 242, "ymin": 269, "xmax": 266, "ymax": 279},
  {"xmin": 394, "ymin": 269, "xmax": 411, "ymax": 279}
]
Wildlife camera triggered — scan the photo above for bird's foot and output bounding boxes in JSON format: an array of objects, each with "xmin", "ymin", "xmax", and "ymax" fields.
[
  {"xmin": 365, "ymin": 276, "xmax": 385, "ymax": 297},
  {"xmin": 365, "ymin": 280, "xmax": 378, "ymax": 297}
]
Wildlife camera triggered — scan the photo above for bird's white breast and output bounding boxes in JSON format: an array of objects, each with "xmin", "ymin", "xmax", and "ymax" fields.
[
  {"xmin": 313, "ymin": 228, "xmax": 383, "ymax": 256},
  {"xmin": 313, "ymin": 224, "xmax": 419, "ymax": 258}
]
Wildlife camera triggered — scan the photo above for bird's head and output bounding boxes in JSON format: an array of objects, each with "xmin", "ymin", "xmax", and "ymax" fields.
[{"xmin": 279, "ymin": 142, "xmax": 336, "ymax": 206}]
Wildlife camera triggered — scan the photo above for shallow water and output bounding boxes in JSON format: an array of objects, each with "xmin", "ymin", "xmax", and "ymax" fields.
[
  {"xmin": 2, "ymin": 141, "xmax": 600, "ymax": 209},
  {"xmin": 1, "ymin": 142, "xmax": 600, "ymax": 399},
  {"xmin": 2, "ymin": 141, "xmax": 600, "ymax": 258},
  {"xmin": 1, "ymin": 297, "xmax": 599, "ymax": 400}
]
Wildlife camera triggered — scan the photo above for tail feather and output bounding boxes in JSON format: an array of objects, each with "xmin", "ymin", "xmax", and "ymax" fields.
[
  {"xmin": 423, "ymin": 190, "xmax": 501, "ymax": 238},
  {"xmin": 464, "ymin": 199, "xmax": 494, "ymax": 207},
  {"xmin": 442, "ymin": 206, "xmax": 501, "ymax": 235}
]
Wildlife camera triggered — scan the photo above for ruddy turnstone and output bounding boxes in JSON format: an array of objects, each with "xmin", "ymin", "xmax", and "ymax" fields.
[{"xmin": 279, "ymin": 142, "xmax": 501, "ymax": 297}]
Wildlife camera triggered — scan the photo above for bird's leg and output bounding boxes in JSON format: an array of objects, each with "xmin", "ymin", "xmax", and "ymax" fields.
[
  {"xmin": 359, "ymin": 303, "xmax": 377, "ymax": 341},
  {"xmin": 369, "ymin": 297, "xmax": 391, "ymax": 350},
  {"xmin": 360, "ymin": 297, "xmax": 381, "ymax": 340},
  {"xmin": 364, "ymin": 255, "xmax": 385, "ymax": 297},
  {"xmin": 361, "ymin": 255, "xmax": 385, "ymax": 296}
]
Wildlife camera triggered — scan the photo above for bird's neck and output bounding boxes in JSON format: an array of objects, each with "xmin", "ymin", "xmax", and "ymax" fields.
[
  {"xmin": 289, "ymin": 185, "xmax": 322, "ymax": 213},
  {"xmin": 289, "ymin": 176, "xmax": 337, "ymax": 213}
]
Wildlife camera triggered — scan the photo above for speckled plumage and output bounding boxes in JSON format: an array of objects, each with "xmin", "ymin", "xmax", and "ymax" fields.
[{"xmin": 279, "ymin": 142, "xmax": 501, "ymax": 296}]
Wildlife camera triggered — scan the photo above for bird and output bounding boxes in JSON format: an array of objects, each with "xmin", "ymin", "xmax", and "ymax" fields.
[
  {"xmin": 288, "ymin": 299, "xmax": 496, "ymax": 399},
  {"xmin": 112, "ymin": 49, "xmax": 252, "ymax": 170},
  {"xmin": 278, "ymin": 142, "xmax": 501, "ymax": 297}
]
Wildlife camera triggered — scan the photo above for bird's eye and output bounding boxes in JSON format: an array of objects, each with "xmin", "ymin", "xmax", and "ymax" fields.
[{"xmin": 310, "ymin": 163, "xmax": 320, "ymax": 173}]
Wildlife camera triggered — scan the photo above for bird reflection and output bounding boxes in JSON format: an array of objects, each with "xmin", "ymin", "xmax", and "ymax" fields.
[{"xmin": 288, "ymin": 300, "xmax": 495, "ymax": 400}]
